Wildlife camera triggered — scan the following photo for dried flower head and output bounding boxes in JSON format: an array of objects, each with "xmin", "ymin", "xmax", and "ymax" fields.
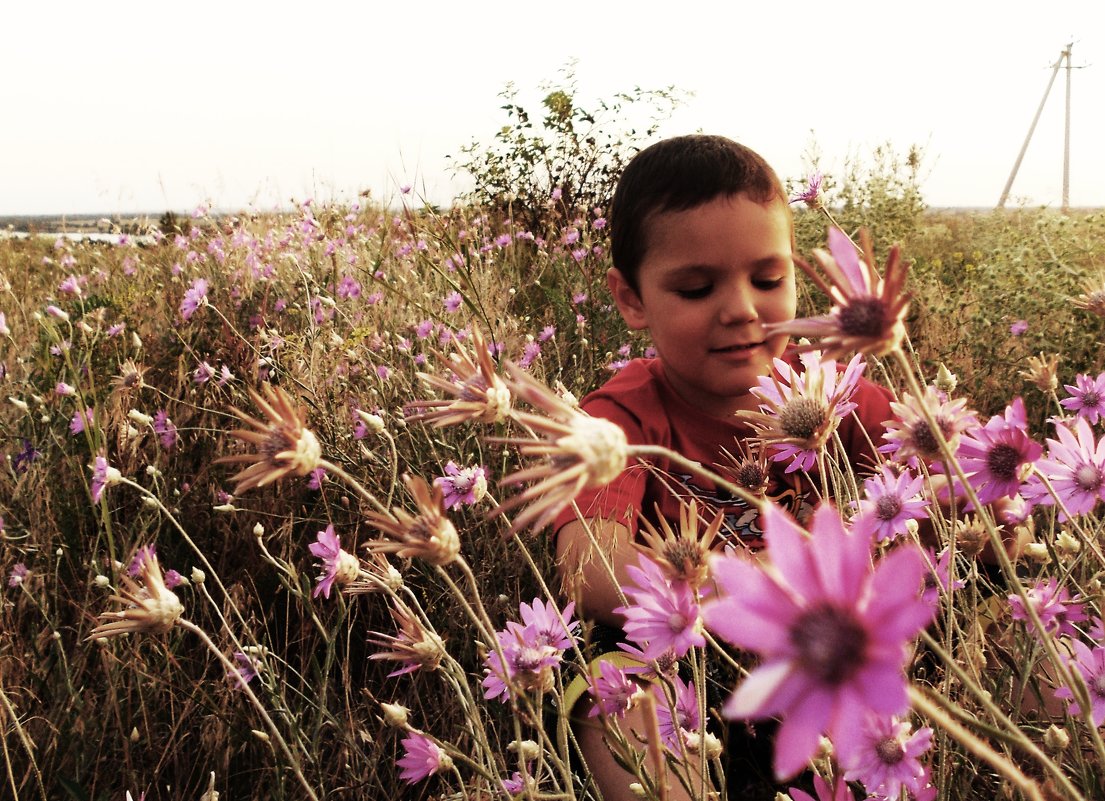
[
  {"xmin": 89, "ymin": 547, "xmax": 184, "ymax": 639},
  {"xmin": 217, "ymin": 383, "xmax": 322, "ymax": 492},
  {"xmin": 364, "ymin": 474, "xmax": 460, "ymax": 565},
  {"xmin": 493, "ymin": 362, "xmax": 628, "ymax": 533},
  {"xmin": 1020, "ymin": 352, "xmax": 1060, "ymax": 393},
  {"xmin": 1073, "ymin": 275, "xmax": 1105, "ymax": 318},
  {"xmin": 634, "ymin": 500, "xmax": 721, "ymax": 590},
  {"xmin": 111, "ymin": 359, "xmax": 148, "ymax": 395},
  {"xmin": 405, "ymin": 328, "xmax": 512, "ymax": 427},
  {"xmin": 718, "ymin": 440, "xmax": 773, "ymax": 498},
  {"xmin": 368, "ymin": 601, "xmax": 447, "ymax": 676},
  {"xmin": 768, "ymin": 227, "xmax": 910, "ymax": 359}
]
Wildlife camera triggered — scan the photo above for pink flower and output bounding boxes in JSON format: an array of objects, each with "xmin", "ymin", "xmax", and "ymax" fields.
[
  {"xmin": 481, "ymin": 624, "xmax": 562, "ymax": 702},
  {"xmin": 1009, "ymin": 320, "xmax": 1028, "ymax": 336},
  {"xmin": 1023, "ymin": 417, "xmax": 1105, "ymax": 520},
  {"xmin": 70, "ymin": 407, "xmax": 94, "ymax": 435},
  {"xmin": 8, "ymin": 562, "xmax": 28, "ymax": 588},
  {"xmin": 787, "ymin": 774, "xmax": 857, "ymax": 801},
  {"xmin": 1054, "ymin": 640, "xmax": 1105, "ymax": 726},
  {"xmin": 517, "ymin": 597, "xmax": 578, "ymax": 651},
  {"xmin": 56, "ymin": 382, "xmax": 76, "ymax": 396},
  {"xmin": 921, "ymin": 547, "xmax": 964, "ymax": 609},
  {"xmin": 587, "ymin": 660, "xmax": 641, "ymax": 719},
  {"xmin": 653, "ymin": 674, "xmax": 700, "ymax": 754},
  {"xmin": 193, "ymin": 361, "xmax": 215, "ymax": 384},
  {"xmin": 397, "ymin": 731, "xmax": 451, "ymax": 783},
  {"xmin": 308, "ymin": 525, "xmax": 358, "ymax": 599},
  {"xmin": 614, "ymin": 554, "xmax": 704, "ymax": 660},
  {"xmin": 443, "ymin": 291, "xmax": 463, "ymax": 313},
  {"xmin": 790, "ymin": 171, "xmax": 824, "ymax": 209},
  {"xmin": 881, "ymin": 385, "xmax": 977, "ymax": 467},
  {"xmin": 851, "ymin": 464, "xmax": 929, "ymax": 543},
  {"xmin": 153, "ymin": 410, "xmax": 178, "ymax": 450},
  {"xmin": 90, "ymin": 455, "xmax": 120, "ymax": 504},
  {"xmin": 180, "ymin": 278, "xmax": 209, "ymax": 321},
  {"xmin": 950, "ymin": 397, "xmax": 1041, "ymax": 507},
  {"xmin": 433, "ymin": 461, "xmax": 488, "ymax": 509},
  {"xmin": 702, "ymin": 503, "xmax": 934, "ymax": 779},
  {"xmin": 1060, "ymin": 372, "xmax": 1105, "ymax": 424},
  {"xmin": 841, "ymin": 714, "xmax": 933, "ymax": 799},
  {"xmin": 1008, "ymin": 578, "xmax": 1087, "ymax": 639}
]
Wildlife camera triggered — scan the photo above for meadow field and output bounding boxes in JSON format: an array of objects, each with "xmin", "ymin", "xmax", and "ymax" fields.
[{"xmin": 3, "ymin": 125, "xmax": 1105, "ymax": 801}]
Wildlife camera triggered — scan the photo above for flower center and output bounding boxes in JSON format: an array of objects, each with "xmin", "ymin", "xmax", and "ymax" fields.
[
  {"xmin": 668, "ymin": 611, "xmax": 687, "ymax": 632},
  {"xmin": 780, "ymin": 398, "xmax": 828, "ymax": 441},
  {"xmin": 875, "ymin": 494, "xmax": 903, "ymax": 521},
  {"xmin": 1082, "ymin": 391, "xmax": 1101, "ymax": 408},
  {"xmin": 907, "ymin": 416, "xmax": 956, "ymax": 460},
  {"xmin": 735, "ymin": 461, "xmax": 768, "ymax": 491},
  {"xmin": 838, "ymin": 297, "xmax": 888, "ymax": 338},
  {"xmin": 875, "ymin": 736, "xmax": 906, "ymax": 765},
  {"xmin": 790, "ymin": 604, "xmax": 868, "ymax": 686},
  {"xmin": 1075, "ymin": 463, "xmax": 1104, "ymax": 493},
  {"xmin": 986, "ymin": 443, "xmax": 1022, "ymax": 481},
  {"xmin": 1092, "ymin": 674, "xmax": 1105, "ymax": 699}
]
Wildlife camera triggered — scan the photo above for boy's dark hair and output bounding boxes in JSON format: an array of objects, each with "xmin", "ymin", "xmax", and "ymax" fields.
[{"xmin": 609, "ymin": 134, "xmax": 788, "ymax": 289}]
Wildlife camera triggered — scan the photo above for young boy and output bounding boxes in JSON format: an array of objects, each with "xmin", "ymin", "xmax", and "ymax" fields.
[{"xmin": 552, "ymin": 135, "xmax": 895, "ymax": 800}]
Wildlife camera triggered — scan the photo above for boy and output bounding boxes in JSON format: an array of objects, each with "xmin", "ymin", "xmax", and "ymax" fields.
[{"xmin": 552, "ymin": 135, "xmax": 895, "ymax": 800}]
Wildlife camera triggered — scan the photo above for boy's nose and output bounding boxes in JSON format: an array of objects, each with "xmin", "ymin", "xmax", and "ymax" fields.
[{"xmin": 718, "ymin": 288, "xmax": 757, "ymax": 325}]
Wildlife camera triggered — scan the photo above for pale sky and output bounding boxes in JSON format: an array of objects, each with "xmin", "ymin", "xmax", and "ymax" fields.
[{"xmin": 2, "ymin": 0, "xmax": 1103, "ymax": 216}]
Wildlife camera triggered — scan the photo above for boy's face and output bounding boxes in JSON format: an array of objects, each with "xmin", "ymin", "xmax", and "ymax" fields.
[{"xmin": 608, "ymin": 193, "xmax": 796, "ymax": 417}]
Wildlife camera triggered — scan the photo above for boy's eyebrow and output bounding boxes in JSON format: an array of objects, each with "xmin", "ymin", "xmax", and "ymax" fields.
[{"xmin": 662, "ymin": 255, "xmax": 792, "ymax": 276}]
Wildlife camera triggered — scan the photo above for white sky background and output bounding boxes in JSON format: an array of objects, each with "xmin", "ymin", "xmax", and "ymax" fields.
[{"xmin": 2, "ymin": 0, "xmax": 1103, "ymax": 216}]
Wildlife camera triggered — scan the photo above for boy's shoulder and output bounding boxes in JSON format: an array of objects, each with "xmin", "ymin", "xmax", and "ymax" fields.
[{"xmin": 583, "ymin": 358, "xmax": 665, "ymax": 404}]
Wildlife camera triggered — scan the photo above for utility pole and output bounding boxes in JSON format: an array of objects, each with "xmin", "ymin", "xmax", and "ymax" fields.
[{"xmin": 997, "ymin": 43, "xmax": 1076, "ymax": 210}]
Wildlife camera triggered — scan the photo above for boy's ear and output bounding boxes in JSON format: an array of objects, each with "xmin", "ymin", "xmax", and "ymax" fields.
[{"xmin": 607, "ymin": 267, "xmax": 648, "ymax": 330}]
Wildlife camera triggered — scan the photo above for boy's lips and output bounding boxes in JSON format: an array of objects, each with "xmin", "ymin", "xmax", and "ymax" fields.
[{"xmin": 710, "ymin": 341, "xmax": 764, "ymax": 354}]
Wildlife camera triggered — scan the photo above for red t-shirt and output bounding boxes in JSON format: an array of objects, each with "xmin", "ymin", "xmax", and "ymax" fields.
[{"xmin": 552, "ymin": 353, "xmax": 894, "ymax": 550}]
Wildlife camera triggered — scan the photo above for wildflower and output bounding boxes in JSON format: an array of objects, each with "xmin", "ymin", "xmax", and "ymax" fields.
[
  {"xmin": 841, "ymin": 714, "xmax": 932, "ymax": 799},
  {"xmin": 1008, "ymin": 578, "xmax": 1088, "ymax": 638},
  {"xmin": 791, "ymin": 171, "xmax": 824, "ymax": 209},
  {"xmin": 380, "ymin": 702, "xmax": 410, "ymax": 728},
  {"xmin": 70, "ymin": 406, "xmax": 94, "ymax": 435},
  {"xmin": 786, "ymin": 774, "xmax": 857, "ymax": 801},
  {"xmin": 56, "ymin": 382, "xmax": 76, "ymax": 396},
  {"xmin": 46, "ymin": 304, "xmax": 69, "ymax": 321},
  {"xmin": 615, "ymin": 554, "xmax": 704, "ymax": 660},
  {"xmin": 482, "ymin": 622, "xmax": 562, "ymax": 701},
  {"xmin": 653, "ymin": 675, "xmax": 700, "ymax": 754},
  {"xmin": 737, "ymin": 351, "xmax": 865, "ymax": 473},
  {"xmin": 180, "ymin": 278, "xmax": 209, "ymax": 321},
  {"xmin": 921, "ymin": 547, "xmax": 963, "ymax": 608},
  {"xmin": 0, "ymin": 311, "xmax": 8, "ymax": 336},
  {"xmin": 88, "ymin": 547, "xmax": 184, "ymax": 638},
  {"xmin": 11, "ymin": 439, "xmax": 41, "ymax": 474},
  {"xmin": 1023, "ymin": 417, "xmax": 1105, "ymax": 520},
  {"xmin": 397, "ymin": 731, "xmax": 452, "ymax": 783},
  {"xmin": 517, "ymin": 597, "xmax": 579, "ymax": 651},
  {"xmin": 406, "ymin": 329, "xmax": 512, "ymax": 427},
  {"xmin": 229, "ymin": 650, "xmax": 262, "ymax": 687},
  {"xmin": 112, "ymin": 359, "xmax": 148, "ymax": 394},
  {"xmin": 1073, "ymin": 275, "xmax": 1105, "ymax": 318},
  {"xmin": 364, "ymin": 474, "xmax": 459, "ymax": 565},
  {"xmin": 433, "ymin": 461, "xmax": 488, "ymax": 509},
  {"xmin": 163, "ymin": 569, "xmax": 185, "ymax": 589},
  {"xmin": 193, "ymin": 360, "xmax": 216, "ymax": 384},
  {"xmin": 91, "ymin": 456, "xmax": 122, "ymax": 503},
  {"xmin": 518, "ymin": 339, "xmax": 542, "ymax": 368},
  {"xmin": 308, "ymin": 524, "xmax": 360, "ymax": 599},
  {"xmin": 153, "ymin": 410, "xmax": 178, "ymax": 450},
  {"xmin": 587, "ymin": 660, "xmax": 643, "ymax": 719},
  {"xmin": 702, "ymin": 503, "xmax": 933, "ymax": 780},
  {"xmin": 443, "ymin": 291, "xmax": 463, "ymax": 313},
  {"xmin": 851, "ymin": 464, "xmax": 929, "ymax": 543},
  {"xmin": 881, "ymin": 384, "xmax": 977, "ymax": 466},
  {"xmin": 127, "ymin": 545, "xmax": 158, "ymax": 577},
  {"xmin": 1061, "ymin": 372, "xmax": 1105, "ymax": 424},
  {"xmin": 217, "ymin": 383, "xmax": 322, "ymax": 493},
  {"xmin": 494, "ymin": 362, "xmax": 628, "ymax": 532},
  {"xmin": 1054, "ymin": 640, "xmax": 1105, "ymax": 726},
  {"xmin": 766, "ymin": 227, "xmax": 910, "ymax": 359},
  {"xmin": 951, "ymin": 397, "xmax": 1041, "ymax": 506},
  {"xmin": 1009, "ymin": 320, "xmax": 1028, "ymax": 336},
  {"xmin": 1021, "ymin": 352, "xmax": 1060, "ymax": 393},
  {"xmin": 368, "ymin": 601, "xmax": 447, "ymax": 676},
  {"xmin": 634, "ymin": 499, "xmax": 721, "ymax": 589},
  {"xmin": 8, "ymin": 563, "xmax": 28, "ymax": 588}
]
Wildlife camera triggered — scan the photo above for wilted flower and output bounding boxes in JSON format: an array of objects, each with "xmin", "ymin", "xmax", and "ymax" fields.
[
  {"xmin": 1073, "ymin": 275, "xmax": 1105, "ymax": 318},
  {"xmin": 88, "ymin": 547, "xmax": 184, "ymax": 638},
  {"xmin": 766, "ymin": 227, "xmax": 910, "ymax": 359},
  {"xmin": 737, "ymin": 351, "xmax": 865, "ymax": 473},
  {"xmin": 702, "ymin": 503, "xmax": 933, "ymax": 779},
  {"xmin": 719, "ymin": 440, "xmax": 773, "ymax": 499},
  {"xmin": 405, "ymin": 328, "xmax": 511, "ymax": 427},
  {"xmin": 1020, "ymin": 352, "xmax": 1060, "ymax": 393},
  {"xmin": 397, "ymin": 731, "xmax": 452, "ymax": 783},
  {"xmin": 634, "ymin": 499, "xmax": 720, "ymax": 589},
  {"xmin": 217, "ymin": 383, "xmax": 322, "ymax": 492},
  {"xmin": 364, "ymin": 474, "xmax": 459, "ymax": 565},
  {"xmin": 368, "ymin": 601, "xmax": 447, "ymax": 677},
  {"xmin": 112, "ymin": 359, "xmax": 148, "ymax": 394},
  {"xmin": 308, "ymin": 524, "xmax": 360, "ymax": 599},
  {"xmin": 494, "ymin": 362, "xmax": 628, "ymax": 532}
]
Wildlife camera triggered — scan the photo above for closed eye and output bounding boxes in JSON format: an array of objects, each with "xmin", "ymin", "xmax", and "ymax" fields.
[
  {"xmin": 753, "ymin": 278, "xmax": 786, "ymax": 290},
  {"xmin": 675, "ymin": 285, "xmax": 712, "ymax": 300}
]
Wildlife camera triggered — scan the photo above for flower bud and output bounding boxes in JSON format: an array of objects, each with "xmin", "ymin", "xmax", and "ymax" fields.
[
  {"xmin": 1044, "ymin": 724, "xmax": 1070, "ymax": 751},
  {"xmin": 1023, "ymin": 542, "xmax": 1049, "ymax": 563},
  {"xmin": 508, "ymin": 739, "xmax": 541, "ymax": 762},
  {"xmin": 94, "ymin": 574, "xmax": 110, "ymax": 588},
  {"xmin": 253, "ymin": 522, "xmax": 265, "ymax": 538},
  {"xmin": 191, "ymin": 567, "xmax": 206, "ymax": 584},
  {"xmin": 380, "ymin": 702, "xmax": 410, "ymax": 728}
]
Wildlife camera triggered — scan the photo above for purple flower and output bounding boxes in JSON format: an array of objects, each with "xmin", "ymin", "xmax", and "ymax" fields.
[
  {"xmin": 90, "ymin": 456, "xmax": 120, "ymax": 504},
  {"xmin": 163, "ymin": 569, "xmax": 185, "ymax": 589},
  {"xmin": 787, "ymin": 775, "xmax": 857, "ymax": 801},
  {"xmin": 443, "ymin": 291, "xmax": 463, "ymax": 313},
  {"xmin": 1009, "ymin": 320, "xmax": 1028, "ymax": 336},
  {"xmin": 12, "ymin": 439, "xmax": 41, "ymax": 474},
  {"xmin": 0, "ymin": 311, "xmax": 9, "ymax": 336},
  {"xmin": 921, "ymin": 547, "xmax": 964, "ymax": 609},
  {"xmin": 1023, "ymin": 417, "xmax": 1105, "ymax": 520},
  {"xmin": 127, "ymin": 545, "xmax": 158, "ymax": 577},
  {"xmin": 851, "ymin": 464, "xmax": 929, "ymax": 543},
  {"xmin": 229, "ymin": 650, "xmax": 261, "ymax": 688},
  {"xmin": 433, "ymin": 461, "xmax": 488, "ymax": 509},
  {"xmin": 481, "ymin": 624, "xmax": 561, "ymax": 702},
  {"xmin": 1060, "ymin": 372, "xmax": 1105, "ymax": 424},
  {"xmin": 517, "ymin": 597, "xmax": 578, "ymax": 651},
  {"xmin": 414, "ymin": 319, "xmax": 434, "ymax": 339},
  {"xmin": 1054, "ymin": 640, "xmax": 1105, "ymax": 726},
  {"xmin": 1008, "ymin": 578, "xmax": 1087, "ymax": 639},
  {"xmin": 70, "ymin": 407, "xmax": 94, "ymax": 435},
  {"xmin": 951, "ymin": 397, "xmax": 1041, "ymax": 507},
  {"xmin": 790, "ymin": 171, "xmax": 824, "ymax": 208},
  {"xmin": 587, "ymin": 660, "xmax": 641, "ymax": 719},
  {"xmin": 614, "ymin": 554, "xmax": 704, "ymax": 660},
  {"xmin": 153, "ymin": 410, "xmax": 178, "ymax": 450},
  {"xmin": 193, "ymin": 361, "xmax": 215, "ymax": 384},
  {"xmin": 538, "ymin": 325, "xmax": 556, "ymax": 342},
  {"xmin": 841, "ymin": 714, "xmax": 933, "ymax": 799},
  {"xmin": 180, "ymin": 278, "xmax": 209, "ymax": 321},
  {"xmin": 518, "ymin": 340, "xmax": 541, "ymax": 368},
  {"xmin": 308, "ymin": 524, "xmax": 358, "ymax": 599},
  {"xmin": 8, "ymin": 563, "xmax": 28, "ymax": 588},
  {"xmin": 55, "ymin": 382, "xmax": 76, "ymax": 396},
  {"xmin": 307, "ymin": 466, "xmax": 327, "ymax": 490},
  {"xmin": 397, "ymin": 731, "xmax": 451, "ymax": 783},
  {"xmin": 653, "ymin": 675, "xmax": 700, "ymax": 754},
  {"xmin": 702, "ymin": 503, "xmax": 934, "ymax": 780}
]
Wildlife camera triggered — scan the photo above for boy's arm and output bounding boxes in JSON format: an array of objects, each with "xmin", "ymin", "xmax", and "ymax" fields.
[{"xmin": 555, "ymin": 518, "xmax": 636, "ymax": 630}]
